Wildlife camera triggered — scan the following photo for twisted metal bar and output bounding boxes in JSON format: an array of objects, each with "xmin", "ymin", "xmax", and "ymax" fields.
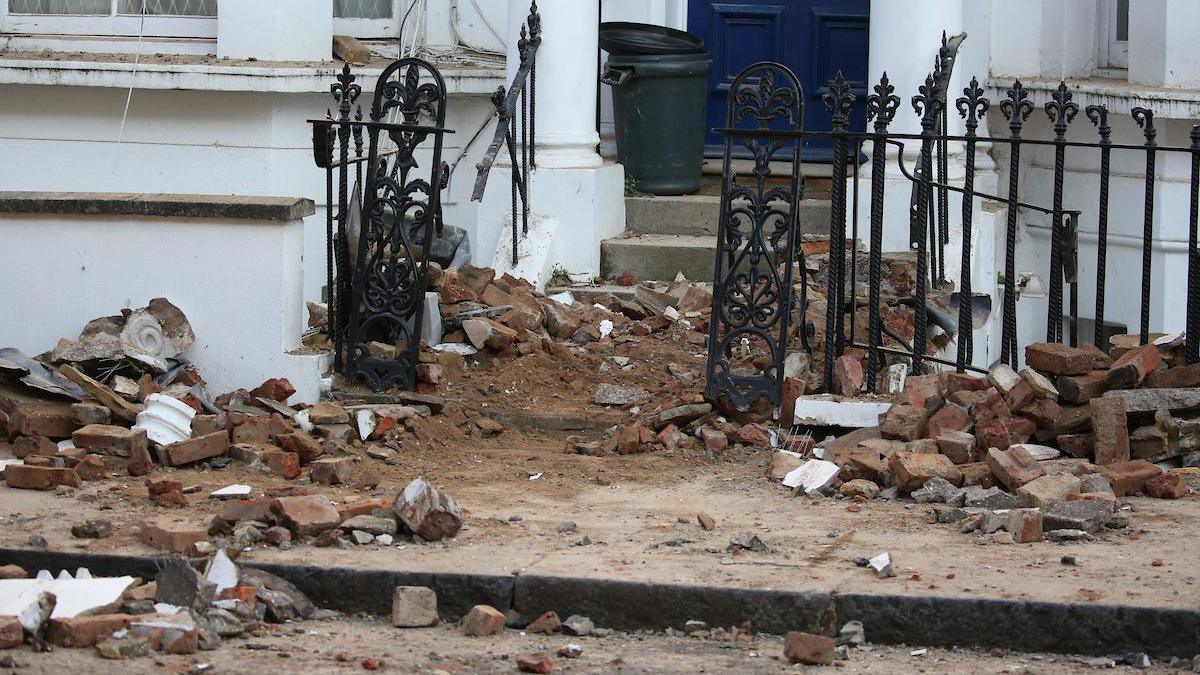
[
  {"xmin": 955, "ymin": 76, "xmax": 988, "ymax": 371},
  {"xmin": 999, "ymin": 80, "xmax": 1033, "ymax": 366},
  {"xmin": 1133, "ymin": 107, "xmax": 1157, "ymax": 345},
  {"xmin": 1086, "ymin": 105, "xmax": 1111, "ymax": 349},
  {"xmin": 1045, "ymin": 82, "xmax": 1077, "ymax": 343},
  {"xmin": 1188, "ymin": 125, "xmax": 1200, "ymax": 364},
  {"xmin": 822, "ymin": 72, "xmax": 854, "ymax": 391},
  {"xmin": 864, "ymin": 72, "xmax": 899, "ymax": 392}
]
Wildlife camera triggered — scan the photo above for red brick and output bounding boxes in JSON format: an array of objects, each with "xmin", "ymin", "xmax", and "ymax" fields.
[
  {"xmin": 734, "ymin": 423, "xmax": 771, "ymax": 447},
  {"xmin": 833, "ymin": 355, "xmax": 863, "ymax": 396},
  {"xmin": 1106, "ymin": 344, "xmax": 1161, "ymax": 389},
  {"xmin": 1143, "ymin": 471, "xmax": 1186, "ymax": 499},
  {"xmin": 1089, "ymin": 397, "xmax": 1129, "ymax": 465},
  {"xmin": 0, "ymin": 616, "xmax": 21, "ymax": 649},
  {"xmin": 1007, "ymin": 508, "xmax": 1043, "ymax": 543},
  {"xmin": 784, "ymin": 631, "xmax": 835, "ymax": 666},
  {"xmin": 1019, "ymin": 398, "xmax": 1062, "ymax": 428},
  {"xmin": 1057, "ymin": 371, "xmax": 1109, "ymax": 404},
  {"xmin": 945, "ymin": 372, "xmax": 988, "ymax": 394},
  {"xmin": 276, "ymin": 432, "xmax": 323, "ymax": 465},
  {"xmin": 127, "ymin": 444, "xmax": 154, "ymax": 476},
  {"xmin": 934, "ymin": 429, "xmax": 978, "ymax": 464},
  {"xmin": 190, "ymin": 414, "xmax": 226, "ymax": 437},
  {"xmin": 1144, "ymin": 363, "xmax": 1200, "ymax": 388},
  {"xmin": 970, "ymin": 389, "xmax": 1011, "ymax": 424},
  {"xmin": 976, "ymin": 416, "xmax": 1036, "ymax": 451},
  {"xmin": 1002, "ymin": 379, "xmax": 1036, "ymax": 412},
  {"xmin": 926, "ymin": 403, "xmax": 971, "ymax": 439},
  {"xmin": 959, "ymin": 462, "xmax": 998, "ymax": 488},
  {"xmin": 74, "ymin": 454, "xmax": 108, "ymax": 481},
  {"xmin": 515, "ymin": 652, "xmax": 554, "ymax": 674},
  {"xmin": 462, "ymin": 604, "xmax": 506, "ymax": 636},
  {"xmin": 781, "ymin": 377, "xmax": 805, "ymax": 423},
  {"xmin": 1025, "ymin": 343, "xmax": 1094, "ymax": 375},
  {"xmin": 47, "ymin": 614, "xmax": 135, "ymax": 648},
  {"xmin": 896, "ymin": 374, "xmax": 942, "ymax": 410},
  {"xmin": 139, "ymin": 518, "xmax": 207, "ymax": 553},
  {"xmin": 889, "ymin": 451, "xmax": 963, "ymax": 492},
  {"xmin": 230, "ymin": 416, "xmax": 271, "ymax": 444},
  {"xmin": 262, "ymin": 450, "xmax": 301, "ymax": 479},
  {"xmin": 985, "ymin": 446, "xmax": 1045, "ymax": 491},
  {"xmin": 12, "ymin": 435, "xmax": 57, "ymax": 459},
  {"xmin": 4, "ymin": 464, "xmax": 81, "ymax": 490},
  {"xmin": 879, "ymin": 404, "xmax": 927, "ymax": 441},
  {"xmin": 336, "ymin": 497, "xmax": 393, "ymax": 521},
  {"xmin": 72, "ymin": 424, "xmax": 147, "ymax": 458},
  {"xmin": 310, "ymin": 457, "xmax": 356, "ymax": 485},
  {"xmin": 161, "ymin": 431, "xmax": 229, "ymax": 466},
  {"xmin": 249, "ymin": 378, "xmax": 295, "ymax": 402},
  {"xmin": 9, "ymin": 401, "xmax": 79, "ymax": 438},
  {"xmin": 1057, "ymin": 433, "xmax": 1094, "ymax": 458},
  {"xmin": 1096, "ymin": 460, "xmax": 1160, "ymax": 497},
  {"xmin": 271, "ymin": 495, "xmax": 340, "ymax": 536},
  {"xmin": 217, "ymin": 586, "xmax": 257, "ymax": 603},
  {"xmin": 222, "ymin": 498, "xmax": 275, "ymax": 524}
]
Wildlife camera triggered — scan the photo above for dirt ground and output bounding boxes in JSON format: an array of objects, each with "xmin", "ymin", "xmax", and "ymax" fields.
[
  {"xmin": 1, "ymin": 321, "xmax": 1197, "ymax": 617},
  {"xmin": 1, "ymin": 616, "xmax": 1194, "ymax": 674}
]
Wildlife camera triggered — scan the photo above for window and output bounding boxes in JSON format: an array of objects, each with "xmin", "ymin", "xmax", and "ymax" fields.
[
  {"xmin": 1100, "ymin": 0, "xmax": 1129, "ymax": 70},
  {"xmin": 334, "ymin": 0, "xmax": 402, "ymax": 38},
  {"xmin": 3, "ymin": 0, "xmax": 216, "ymax": 37}
]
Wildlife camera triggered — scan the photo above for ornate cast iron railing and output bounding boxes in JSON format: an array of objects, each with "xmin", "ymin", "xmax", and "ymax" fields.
[
  {"xmin": 706, "ymin": 54, "xmax": 1200, "ymax": 414},
  {"xmin": 312, "ymin": 58, "xmax": 453, "ymax": 392},
  {"xmin": 703, "ymin": 63, "xmax": 805, "ymax": 412},
  {"xmin": 470, "ymin": 0, "xmax": 540, "ymax": 266}
]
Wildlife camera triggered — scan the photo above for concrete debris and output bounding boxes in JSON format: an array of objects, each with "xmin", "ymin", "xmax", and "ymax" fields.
[
  {"xmin": 394, "ymin": 477, "xmax": 464, "ymax": 541},
  {"xmin": 867, "ymin": 551, "xmax": 894, "ymax": 578},
  {"xmin": 782, "ymin": 459, "xmax": 840, "ymax": 495}
]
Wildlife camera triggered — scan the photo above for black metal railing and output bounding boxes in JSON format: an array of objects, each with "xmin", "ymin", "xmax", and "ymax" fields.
[
  {"xmin": 312, "ymin": 58, "xmax": 453, "ymax": 392},
  {"xmin": 471, "ymin": 0, "xmax": 541, "ymax": 266},
  {"xmin": 706, "ymin": 53, "xmax": 1200, "ymax": 413}
]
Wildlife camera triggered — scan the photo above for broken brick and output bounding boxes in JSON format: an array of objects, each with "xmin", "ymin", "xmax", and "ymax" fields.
[
  {"xmin": 462, "ymin": 604, "xmax": 506, "ymax": 636},
  {"xmin": 1144, "ymin": 363, "xmax": 1200, "ymax": 388},
  {"xmin": 9, "ymin": 401, "xmax": 79, "ymax": 438},
  {"xmin": 272, "ymin": 495, "xmax": 341, "ymax": 536},
  {"xmin": 975, "ymin": 416, "xmax": 1036, "ymax": 452},
  {"xmin": 4, "ymin": 464, "xmax": 81, "ymax": 491},
  {"xmin": 190, "ymin": 414, "xmax": 225, "ymax": 437},
  {"xmin": 1056, "ymin": 370, "xmax": 1109, "ymax": 405},
  {"xmin": 161, "ymin": 431, "xmax": 229, "ymax": 467},
  {"xmin": 310, "ymin": 456, "xmax": 356, "ymax": 485},
  {"xmin": 222, "ymin": 498, "xmax": 275, "ymax": 524},
  {"xmin": 784, "ymin": 631, "xmax": 835, "ymax": 666},
  {"xmin": 934, "ymin": 430, "xmax": 978, "ymax": 464},
  {"xmin": 1016, "ymin": 473, "xmax": 1082, "ymax": 508},
  {"xmin": 889, "ymin": 451, "xmax": 963, "ymax": 492},
  {"xmin": 12, "ymin": 435, "xmax": 57, "ymax": 459},
  {"xmin": 0, "ymin": 616, "xmax": 20, "ymax": 649},
  {"xmin": 1025, "ymin": 343, "xmax": 1094, "ymax": 375},
  {"xmin": 276, "ymin": 432, "xmax": 324, "ymax": 465},
  {"xmin": 958, "ymin": 462, "xmax": 998, "ymax": 488},
  {"xmin": 230, "ymin": 416, "xmax": 271, "ymax": 444},
  {"xmin": 970, "ymin": 389, "xmax": 1011, "ymax": 424},
  {"xmin": 1096, "ymin": 460, "xmax": 1161, "ymax": 497},
  {"xmin": 879, "ymin": 404, "xmax": 927, "ymax": 442},
  {"xmin": 47, "ymin": 614, "xmax": 135, "ymax": 648},
  {"xmin": 1144, "ymin": 472, "xmax": 1187, "ymax": 499},
  {"xmin": 926, "ymin": 403, "xmax": 971, "ymax": 439},
  {"xmin": 249, "ymin": 378, "xmax": 295, "ymax": 402},
  {"xmin": 140, "ymin": 518, "xmax": 207, "ymax": 553},
  {"xmin": 1019, "ymin": 398, "xmax": 1062, "ymax": 428},
  {"xmin": 71, "ymin": 424, "xmax": 147, "ymax": 458},
  {"xmin": 1089, "ymin": 397, "xmax": 1129, "ymax": 465},
  {"xmin": 74, "ymin": 454, "xmax": 108, "ymax": 481},
  {"xmin": 1106, "ymin": 344, "xmax": 1161, "ymax": 389},
  {"xmin": 1057, "ymin": 433, "xmax": 1094, "ymax": 459},
  {"xmin": 127, "ymin": 445, "xmax": 154, "ymax": 477},
  {"xmin": 896, "ymin": 374, "xmax": 942, "ymax": 410},
  {"xmin": 833, "ymin": 355, "xmax": 863, "ymax": 396},
  {"xmin": 1006, "ymin": 508, "xmax": 1043, "ymax": 543},
  {"xmin": 985, "ymin": 446, "xmax": 1046, "ymax": 491},
  {"xmin": 945, "ymin": 372, "xmax": 988, "ymax": 394}
]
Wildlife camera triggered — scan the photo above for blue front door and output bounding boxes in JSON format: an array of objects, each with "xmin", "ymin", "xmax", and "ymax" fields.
[{"xmin": 687, "ymin": 0, "xmax": 870, "ymax": 161}]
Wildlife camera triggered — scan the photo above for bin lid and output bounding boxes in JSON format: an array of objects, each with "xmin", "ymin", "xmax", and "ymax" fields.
[{"xmin": 599, "ymin": 22, "xmax": 705, "ymax": 55}]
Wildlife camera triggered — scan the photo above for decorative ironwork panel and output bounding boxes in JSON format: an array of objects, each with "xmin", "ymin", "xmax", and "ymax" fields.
[
  {"xmin": 705, "ymin": 62, "xmax": 804, "ymax": 413},
  {"xmin": 345, "ymin": 58, "xmax": 450, "ymax": 392}
]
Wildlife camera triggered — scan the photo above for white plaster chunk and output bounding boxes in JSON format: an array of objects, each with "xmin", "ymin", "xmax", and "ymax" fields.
[
  {"xmin": 782, "ymin": 459, "xmax": 840, "ymax": 496},
  {"xmin": 792, "ymin": 395, "xmax": 892, "ymax": 428}
]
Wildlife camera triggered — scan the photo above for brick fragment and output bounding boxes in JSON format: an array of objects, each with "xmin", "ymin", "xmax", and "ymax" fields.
[
  {"xmin": 1056, "ymin": 371, "xmax": 1109, "ymax": 404},
  {"xmin": 1144, "ymin": 363, "xmax": 1200, "ymax": 388},
  {"xmin": 161, "ymin": 431, "xmax": 229, "ymax": 467},
  {"xmin": 1015, "ymin": 473, "xmax": 1081, "ymax": 507},
  {"xmin": 140, "ymin": 518, "xmax": 207, "ymax": 553},
  {"xmin": 222, "ymin": 498, "xmax": 275, "ymax": 524},
  {"xmin": 47, "ymin": 614, "xmax": 135, "ymax": 648},
  {"xmin": 784, "ymin": 631, "xmax": 835, "ymax": 666},
  {"xmin": 126, "ymin": 445, "xmax": 154, "ymax": 476},
  {"xmin": 1019, "ymin": 398, "xmax": 1062, "ymax": 428},
  {"xmin": 74, "ymin": 454, "xmax": 108, "ymax": 481},
  {"xmin": 926, "ymin": 403, "xmax": 971, "ymax": 439},
  {"xmin": 271, "ymin": 495, "xmax": 340, "ymax": 536},
  {"xmin": 4, "ymin": 464, "xmax": 81, "ymax": 490},
  {"xmin": 72, "ymin": 424, "xmax": 147, "ymax": 458},
  {"xmin": 958, "ymin": 462, "xmax": 998, "ymax": 488},
  {"xmin": 1096, "ymin": 459, "xmax": 1161, "ymax": 497},
  {"xmin": 310, "ymin": 457, "xmax": 356, "ymax": 485},
  {"xmin": 976, "ymin": 416, "xmax": 1036, "ymax": 451},
  {"xmin": 1025, "ymin": 343, "xmax": 1094, "ymax": 375},
  {"xmin": 9, "ymin": 401, "xmax": 79, "ymax": 438},
  {"xmin": 1144, "ymin": 472, "xmax": 1187, "ymax": 499},
  {"xmin": 833, "ymin": 355, "xmax": 863, "ymax": 396},
  {"xmin": 12, "ymin": 435, "xmax": 56, "ymax": 459},
  {"xmin": 896, "ymin": 374, "xmax": 942, "ymax": 410},
  {"xmin": 230, "ymin": 416, "xmax": 271, "ymax": 444},
  {"xmin": 1106, "ymin": 343, "xmax": 1161, "ymax": 389},
  {"xmin": 249, "ymin": 378, "xmax": 295, "ymax": 402},
  {"xmin": 945, "ymin": 372, "xmax": 988, "ymax": 394},
  {"xmin": 1089, "ymin": 397, "xmax": 1129, "ymax": 465},
  {"xmin": 71, "ymin": 402, "xmax": 111, "ymax": 426},
  {"xmin": 934, "ymin": 430, "xmax": 977, "ymax": 464},
  {"xmin": 879, "ymin": 404, "xmax": 927, "ymax": 442},
  {"xmin": 190, "ymin": 414, "xmax": 225, "ymax": 437},
  {"xmin": 1006, "ymin": 508, "xmax": 1043, "ymax": 543},
  {"xmin": 276, "ymin": 432, "xmax": 324, "ymax": 465},
  {"xmin": 985, "ymin": 446, "xmax": 1046, "ymax": 491},
  {"xmin": 0, "ymin": 616, "xmax": 21, "ymax": 649},
  {"xmin": 970, "ymin": 389, "xmax": 1010, "ymax": 424},
  {"xmin": 889, "ymin": 451, "xmax": 963, "ymax": 492},
  {"xmin": 1057, "ymin": 433, "xmax": 1094, "ymax": 459},
  {"xmin": 462, "ymin": 604, "xmax": 505, "ymax": 636}
]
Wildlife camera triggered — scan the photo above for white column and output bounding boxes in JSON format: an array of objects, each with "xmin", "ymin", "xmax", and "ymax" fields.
[{"xmin": 507, "ymin": 0, "xmax": 602, "ymax": 168}]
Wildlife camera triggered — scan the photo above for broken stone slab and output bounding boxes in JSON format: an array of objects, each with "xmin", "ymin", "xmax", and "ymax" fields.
[
  {"xmin": 1042, "ymin": 500, "xmax": 1113, "ymax": 533},
  {"xmin": 960, "ymin": 485, "xmax": 1019, "ymax": 510},
  {"xmin": 209, "ymin": 484, "xmax": 252, "ymax": 500},
  {"xmin": 593, "ymin": 383, "xmax": 649, "ymax": 406},
  {"xmin": 911, "ymin": 477, "xmax": 960, "ymax": 504},
  {"xmin": 782, "ymin": 459, "xmax": 839, "ymax": 496},
  {"xmin": 655, "ymin": 403, "xmax": 711, "ymax": 429},
  {"xmin": 393, "ymin": 477, "xmax": 464, "ymax": 541},
  {"xmin": 793, "ymin": 395, "xmax": 891, "ymax": 428},
  {"xmin": 155, "ymin": 560, "xmax": 215, "ymax": 613},
  {"xmin": 0, "ymin": 347, "xmax": 85, "ymax": 400},
  {"xmin": 1015, "ymin": 474, "xmax": 1082, "ymax": 508},
  {"xmin": 340, "ymin": 515, "xmax": 397, "ymax": 536},
  {"xmin": 0, "ymin": 574, "xmax": 136, "ymax": 621},
  {"xmin": 727, "ymin": 532, "xmax": 767, "ymax": 552},
  {"xmin": 1102, "ymin": 387, "xmax": 1200, "ymax": 414},
  {"xmin": 1010, "ymin": 443, "xmax": 1060, "ymax": 461},
  {"xmin": 58, "ymin": 365, "xmax": 142, "ymax": 423}
]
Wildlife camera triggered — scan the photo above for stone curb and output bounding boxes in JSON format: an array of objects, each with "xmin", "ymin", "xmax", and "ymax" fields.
[{"xmin": 1, "ymin": 548, "xmax": 1196, "ymax": 658}]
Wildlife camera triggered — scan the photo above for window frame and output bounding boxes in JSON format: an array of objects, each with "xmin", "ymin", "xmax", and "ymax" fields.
[
  {"xmin": 1, "ymin": 1, "xmax": 216, "ymax": 38},
  {"xmin": 333, "ymin": 0, "xmax": 402, "ymax": 39}
]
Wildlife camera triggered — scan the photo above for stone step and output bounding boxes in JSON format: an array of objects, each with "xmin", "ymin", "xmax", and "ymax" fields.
[
  {"xmin": 625, "ymin": 195, "xmax": 832, "ymax": 237},
  {"xmin": 601, "ymin": 234, "xmax": 719, "ymax": 282}
]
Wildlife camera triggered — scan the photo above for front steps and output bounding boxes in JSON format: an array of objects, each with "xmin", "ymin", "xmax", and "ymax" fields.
[{"xmin": 600, "ymin": 195, "xmax": 832, "ymax": 282}]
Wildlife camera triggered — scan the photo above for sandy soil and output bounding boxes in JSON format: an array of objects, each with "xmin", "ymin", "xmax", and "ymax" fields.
[{"xmin": 0, "ymin": 616, "xmax": 1192, "ymax": 674}]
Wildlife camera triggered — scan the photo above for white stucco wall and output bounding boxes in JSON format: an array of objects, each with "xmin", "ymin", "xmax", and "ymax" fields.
[{"xmin": 0, "ymin": 210, "xmax": 326, "ymax": 402}]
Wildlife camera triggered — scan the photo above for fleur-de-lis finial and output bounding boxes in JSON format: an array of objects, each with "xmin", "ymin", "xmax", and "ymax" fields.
[
  {"xmin": 1132, "ymin": 107, "xmax": 1157, "ymax": 146},
  {"xmin": 1085, "ymin": 104, "xmax": 1111, "ymax": 143},
  {"xmin": 866, "ymin": 71, "xmax": 900, "ymax": 129},
  {"xmin": 1044, "ymin": 81, "xmax": 1079, "ymax": 140},
  {"xmin": 332, "ymin": 62, "xmax": 361, "ymax": 120},
  {"xmin": 999, "ymin": 79, "xmax": 1033, "ymax": 135},
  {"xmin": 912, "ymin": 69, "xmax": 943, "ymax": 129},
  {"xmin": 822, "ymin": 71, "xmax": 855, "ymax": 131},
  {"xmin": 527, "ymin": 0, "xmax": 541, "ymax": 41},
  {"xmin": 956, "ymin": 76, "xmax": 989, "ymax": 131}
]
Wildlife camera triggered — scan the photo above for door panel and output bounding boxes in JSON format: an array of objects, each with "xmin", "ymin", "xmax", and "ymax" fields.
[{"xmin": 688, "ymin": 0, "xmax": 869, "ymax": 162}]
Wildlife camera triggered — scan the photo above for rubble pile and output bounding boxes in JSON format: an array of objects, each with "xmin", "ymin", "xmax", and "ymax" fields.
[
  {"xmin": 768, "ymin": 337, "xmax": 1199, "ymax": 546},
  {"xmin": 0, "ymin": 552, "xmax": 326, "ymax": 658}
]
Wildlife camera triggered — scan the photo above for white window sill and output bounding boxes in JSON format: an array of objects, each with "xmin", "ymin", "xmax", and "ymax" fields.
[
  {"xmin": 0, "ymin": 49, "xmax": 504, "ymax": 94},
  {"xmin": 985, "ymin": 75, "xmax": 1200, "ymax": 119}
]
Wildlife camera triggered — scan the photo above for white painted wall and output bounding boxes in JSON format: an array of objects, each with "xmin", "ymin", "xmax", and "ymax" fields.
[
  {"xmin": 217, "ymin": 0, "xmax": 332, "ymax": 62},
  {"xmin": 0, "ymin": 211, "xmax": 326, "ymax": 402}
]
